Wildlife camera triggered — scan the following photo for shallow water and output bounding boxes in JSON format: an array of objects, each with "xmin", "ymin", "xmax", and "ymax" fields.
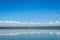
[
  {"xmin": 0, "ymin": 32, "xmax": 60, "ymax": 40},
  {"xmin": 0, "ymin": 29, "xmax": 60, "ymax": 40},
  {"xmin": 0, "ymin": 29, "xmax": 60, "ymax": 34}
]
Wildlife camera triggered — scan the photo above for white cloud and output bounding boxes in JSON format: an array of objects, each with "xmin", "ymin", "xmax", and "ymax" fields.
[
  {"xmin": 0, "ymin": 20, "xmax": 60, "ymax": 26},
  {"xmin": 0, "ymin": 20, "xmax": 20, "ymax": 24},
  {"xmin": 0, "ymin": 21, "xmax": 2, "ymax": 23},
  {"xmin": 55, "ymin": 21, "xmax": 59, "ymax": 23},
  {"xmin": 37, "ymin": 22, "xmax": 41, "ymax": 24},
  {"xmin": 22, "ymin": 22, "xmax": 28, "ymax": 24},
  {"xmin": 29, "ymin": 22, "xmax": 34, "ymax": 24},
  {"xmin": 49, "ymin": 21, "xmax": 53, "ymax": 24}
]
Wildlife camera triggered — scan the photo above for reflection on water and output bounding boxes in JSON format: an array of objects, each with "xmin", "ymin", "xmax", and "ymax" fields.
[
  {"xmin": 0, "ymin": 29, "xmax": 60, "ymax": 40},
  {"xmin": 0, "ymin": 29, "xmax": 60, "ymax": 35}
]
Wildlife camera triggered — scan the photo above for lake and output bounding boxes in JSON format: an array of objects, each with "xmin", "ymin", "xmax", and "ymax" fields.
[{"xmin": 0, "ymin": 29, "xmax": 60, "ymax": 40}]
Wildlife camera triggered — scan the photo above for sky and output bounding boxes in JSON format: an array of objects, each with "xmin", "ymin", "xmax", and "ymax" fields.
[{"xmin": 0, "ymin": 0, "xmax": 60, "ymax": 22}]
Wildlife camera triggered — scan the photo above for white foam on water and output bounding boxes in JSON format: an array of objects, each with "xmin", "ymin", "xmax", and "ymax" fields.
[
  {"xmin": 56, "ymin": 32, "xmax": 60, "ymax": 35},
  {"xmin": 49, "ymin": 32, "xmax": 53, "ymax": 35},
  {"xmin": 0, "ymin": 32, "xmax": 60, "ymax": 36}
]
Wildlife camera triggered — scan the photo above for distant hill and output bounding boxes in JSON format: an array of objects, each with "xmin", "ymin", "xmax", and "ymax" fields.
[{"xmin": 0, "ymin": 26, "xmax": 60, "ymax": 30}]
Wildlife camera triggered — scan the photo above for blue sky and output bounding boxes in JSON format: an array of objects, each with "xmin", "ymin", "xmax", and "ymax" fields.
[{"xmin": 0, "ymin": 0, "xmax": 60, "ymax": 22}]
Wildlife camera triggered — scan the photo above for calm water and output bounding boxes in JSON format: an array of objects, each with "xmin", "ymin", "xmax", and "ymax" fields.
[
  {"xmin": 0, "ymin": 29, "xmax": 60, "ymax": 40},
  {"xmin": 0, "ymin": 33, "xmax": 60, "ymax": 40}
]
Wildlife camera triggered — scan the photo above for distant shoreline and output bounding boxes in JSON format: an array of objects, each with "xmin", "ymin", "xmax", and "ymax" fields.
[{"xmin": 0, "ymin": 26, "xmax": 60, "ymax": 30}]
